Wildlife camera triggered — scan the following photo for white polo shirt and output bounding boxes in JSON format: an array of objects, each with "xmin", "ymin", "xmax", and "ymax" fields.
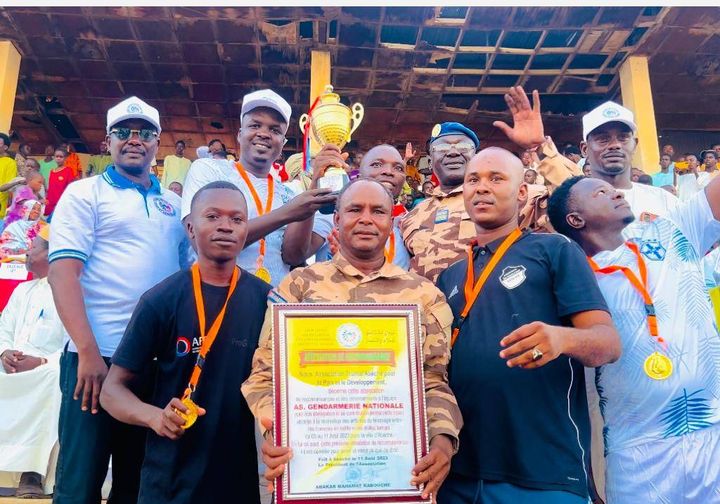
[
  {"xmin": 49, "ymin": 167, "xmax": 186, "ymax": 357},
  {"xmin": 182, "ymin": 158, "xmax": 332, "ymax": 286}
]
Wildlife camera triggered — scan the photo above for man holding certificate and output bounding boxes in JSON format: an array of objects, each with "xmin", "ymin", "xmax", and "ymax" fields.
[
  {"xmin": 436, "ymin": 147, "xmax": 621, "ymax": 503},
  {"xmin": 100, "ymin": 181, "xmax": 271, "ymax": 504},
  {"xmin": 242, "ymin": 177, "xmax": 463, "ymax": 503}
]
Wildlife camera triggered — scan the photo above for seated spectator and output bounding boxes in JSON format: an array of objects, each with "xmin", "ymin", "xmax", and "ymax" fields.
[
  {"xmin": 652, "ymin": 153, "xmax": 675, "ymax": 187},
  {"xmin": 677, "ymin": 153, "xmax": 701, "ymax": 202},
  {"xmin": 0, "ymin": 133, "xmax": 19, "ymax": 217},
  {"xmin": 44, "ymin": 148, "xmax": 76, "ymax": 217},
  {"xmin": 562, "ymin": 144, "xmax": 582, "ymax": 164},
  {"xmin": 14, "ymin": 143, "xmax": 31, "ymax": 176},
  {"xmin": 0, "ymin": 227, "xmax": 63, "ymax": 498},
  {"xmin": 37, "ymin": 145, "xmax": 56, "ymax": 184},
  {"xmin": 637, "ymin": 173, "xmax": 653, "ymax": 185},
  {"xmin": 168, "ymin": 181, "xmax": 183, "ymax": 197},
  {"xmin": 524, "ymin": 168, "xmax": 538, "ymax": 185},
  {"xmin": 5, "ymin": 170, "xmax": 46, "ymax": 227},
  {"xmin": 0, "ymin": 200, "xmax": 43, "ymax": 255},
  {"xmin": 60, "ymin": 143, "xmax": 82, "ymax": 178},
  {"xmin": 421, "ymin": 179, "xmax": 435, "ymax": 197},
  {"xmin": 630, "ymin": 167, "xmax": 645, "ymax": 182}
]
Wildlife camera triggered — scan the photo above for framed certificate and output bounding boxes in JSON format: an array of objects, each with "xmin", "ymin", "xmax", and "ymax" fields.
[{"xmin": 273, "ymin": 303, "xmax": 431, "ymax": 504}]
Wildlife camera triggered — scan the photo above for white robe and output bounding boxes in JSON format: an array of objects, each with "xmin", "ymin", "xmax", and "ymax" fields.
[{"xmin": 0, "ymin": 277, "xmax": 64, "ymax": 486}]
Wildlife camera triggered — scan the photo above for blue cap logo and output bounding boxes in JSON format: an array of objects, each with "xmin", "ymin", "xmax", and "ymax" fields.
[
  {"xmin": 602, "ymin": 107, "xmax": 620, "ymax": 118},
  {"xmin": 127, "ymin": 103, "xmax": 143, "ymax": 114}
]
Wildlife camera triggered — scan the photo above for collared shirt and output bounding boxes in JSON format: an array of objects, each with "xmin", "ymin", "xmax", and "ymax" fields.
[
  {"xmin": 160, "ymin": 154, "xmax": 192, "ymax": 188},
  {"xmin": 437, "ymin": 231, "xmax": 609, "ymax": 498},
  {"xmin": 49, "ymin": 166, "xmax": 186, "ymax": 357},
  {"xmin": 181, "ymin": 158, "xmax": 333, "ymax": 286},
  {"xmin": 241, "ymin": 253, "xmax": 463, "ymax": 447},
  {"xmin": 592, "ymin": 189, "xmax": 720, "ymax": 454},
  {"xmin": 401, "ymin": 186, "xmax": 475, "ymax": 283}
]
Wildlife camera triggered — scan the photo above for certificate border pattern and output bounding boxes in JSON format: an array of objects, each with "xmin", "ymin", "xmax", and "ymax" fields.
[{"xmin": 272, "ymin": 303, "xmax": 432, "ymax": 504}]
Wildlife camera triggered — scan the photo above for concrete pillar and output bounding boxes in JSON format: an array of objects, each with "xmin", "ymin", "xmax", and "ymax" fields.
[
  {"xmin": 308, "ymin": 50, "xmax": 331, "ymax": 154},
  {"xmin": 619, "ymin": 56, "xmax": 660, "ymax": 174},
  {"xmin": 0, "ymin": 41, "xmax": 21, "ymax": 135}
]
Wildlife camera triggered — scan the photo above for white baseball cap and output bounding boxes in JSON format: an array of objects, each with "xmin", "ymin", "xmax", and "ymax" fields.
[
  {"xmin": 582, "ymin": 101, "xmax": 637, "ymax": 142},
  {"xmin": 106, "ymin": 96, "xmax": 161, "ymax": 134},
  {"xmin": 241, "ymin": 89, "xmax": 292, "ymax": 125}
]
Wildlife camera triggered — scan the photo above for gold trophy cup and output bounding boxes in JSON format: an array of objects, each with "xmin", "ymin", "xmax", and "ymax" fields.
[{"xmin": 299, "ymin": 85, "xmax": 364, "ymax": 193}]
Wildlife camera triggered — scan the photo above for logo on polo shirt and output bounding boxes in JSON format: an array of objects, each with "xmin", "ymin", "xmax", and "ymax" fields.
[
  {"xmin": 176, "ymin": 336, "xmax": 202, "ymax": 356},
  {"xmin": 127, "ymin": 103, "xmax": 143, "ymax": 114},
  {"xmin": 499, "ymin": 265, "xmax": 527, "ymax": 290},
  {"xmin": 640, "ymin": 239, "xmax": 666, "ymax": 261},
  {"xmin": 153, "ymin": 197, "xmax": 177, "ymax": 217}
]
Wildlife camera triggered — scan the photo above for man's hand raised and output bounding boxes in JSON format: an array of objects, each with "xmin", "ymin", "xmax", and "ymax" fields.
[{"xmin": 493, "ymin": 86, "xmax": 545, "ymax": 150}]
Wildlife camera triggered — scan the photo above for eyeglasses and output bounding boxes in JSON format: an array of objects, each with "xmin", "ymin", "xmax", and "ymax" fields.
[
  {"xmin": 430, "ymin": 142, "xmax": 476, "ymax": 156},
  {"xmin": 109, "ymin": 128, "xmax": 159, "ymax": 142}
]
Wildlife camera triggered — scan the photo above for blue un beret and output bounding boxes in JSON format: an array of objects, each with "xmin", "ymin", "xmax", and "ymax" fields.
[{"xmin": 429, "ymin": 122, "xmax": 480, "ymax": 150}]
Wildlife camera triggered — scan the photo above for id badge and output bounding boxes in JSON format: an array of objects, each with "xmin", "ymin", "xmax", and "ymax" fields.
[{"xmin": 435, "ymin": 208, "xmax": 449, "ymax": 224}]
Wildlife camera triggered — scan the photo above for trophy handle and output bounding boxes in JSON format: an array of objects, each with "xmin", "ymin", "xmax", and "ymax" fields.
[
  {"xmin": 348, "ymin": 103, "xmax": 364, "ymax": 140},
  {"xmin": 299, "ymin": 113, "xmax": 310, "ymax": 134}
]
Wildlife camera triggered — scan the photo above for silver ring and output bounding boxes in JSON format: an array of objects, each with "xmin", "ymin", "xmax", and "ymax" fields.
[{"xmin": 531, "ymin": 347, "xmax": 543, "ymax": 361}]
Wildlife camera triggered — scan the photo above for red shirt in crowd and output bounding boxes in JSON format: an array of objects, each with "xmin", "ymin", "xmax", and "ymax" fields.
[{"xmin": 45, "ymin": 165, "xmax": 76, "ymax": 216}]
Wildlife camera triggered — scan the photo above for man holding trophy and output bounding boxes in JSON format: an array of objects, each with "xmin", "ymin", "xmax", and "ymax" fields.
[{"xmin": 242, "ymin": 177, "xmax": 463, "ymax": 503}]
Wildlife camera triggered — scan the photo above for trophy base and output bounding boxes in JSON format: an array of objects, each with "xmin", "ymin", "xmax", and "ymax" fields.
[{"xmin": 318, "ymin": 173, "xmax": 348, "ymax": 193}]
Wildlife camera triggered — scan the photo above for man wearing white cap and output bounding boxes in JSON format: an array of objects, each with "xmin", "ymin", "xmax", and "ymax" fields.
[
  {"xmin": 581, "ymin": 101, "xmax": 679, "ymax": 227},
  {"xmin": 48, "ymin": 96, "xmax": 186, "ymax": 504},
  {"xmin": 181, "ymin": 89, "xmax": 339, "ymax": 286}
]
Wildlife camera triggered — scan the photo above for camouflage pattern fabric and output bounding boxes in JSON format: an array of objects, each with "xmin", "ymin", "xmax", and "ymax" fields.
[
  {"xmin": 401, "ymin": 145, "xmax": 581, "ymax": 277},
  {"xmin": 400, "ymin": 186, "xmax": 475, "ymax": 283},
  {"xmin": 241, "ymin": 252, "xmax": 463, "ymax": 450}
]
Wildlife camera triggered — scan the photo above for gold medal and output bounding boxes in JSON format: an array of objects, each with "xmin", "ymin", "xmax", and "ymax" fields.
[
  {"xmin": 644, "ymin": 351, "xmax": 673, "ymax": 380},
  {"xmin": 255, "ymin": 266, "xmax": 272, "ymax": 283},
  {"xmin": 177, "ymin": 396, "xmax": 200, "ymax": 429}
]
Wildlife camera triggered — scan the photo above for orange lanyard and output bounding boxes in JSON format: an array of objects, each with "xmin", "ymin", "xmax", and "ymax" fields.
[
  {"xmin": 385, "ymin": 231, "xmax": 395, "ymax": 263},
  {"xmin": 235, "ymin": 162, "xmax": 274, "ymax": 260},
  {"xmin": 183, "ymin": 263, "xmax": 240, "ymax": 400},
  {"xmin": 451, "ymin": 228, "xmax": 522, "ymax": 347},
  {"xmin": 588, "ymin": 241, "xmax": 665, "ymax": 350}
]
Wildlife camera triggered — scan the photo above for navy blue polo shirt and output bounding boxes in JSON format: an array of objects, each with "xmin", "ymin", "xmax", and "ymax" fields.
[{"xmin": 437, "ymin": 231, "xmax": 608, "ymax": 498}]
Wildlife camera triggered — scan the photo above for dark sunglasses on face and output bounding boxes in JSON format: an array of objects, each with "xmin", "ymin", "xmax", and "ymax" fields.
[{"xmin": 109, "ymin": 127, "xmax": 159, "ymax": 142}]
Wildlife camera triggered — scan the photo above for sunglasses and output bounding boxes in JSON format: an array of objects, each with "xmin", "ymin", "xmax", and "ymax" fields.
[
  {"xmin": 431, "ymin": 142, "xmax": 476, "ymax": 155},
  {"xmin": 109, "ymin": 127, "xmax": 159, "ymax": 142}
]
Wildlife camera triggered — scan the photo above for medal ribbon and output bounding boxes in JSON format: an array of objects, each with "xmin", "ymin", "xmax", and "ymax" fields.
[
  {"xmin": 384, "ymin": 231, "xmax": 395, "ymax": 263},
  {"xmin": 183, "ymin": 263, "xmax": 240, "ymax": 400},
  {"xmin": 451, "ymin": 228, "xmax": 522, "ymax": 347},
  {"xmin": 588, "ymin": 241, "xmax": 666, "ymax": 351},
  {"xmin": 235, "ymin": 162, "xmax": 274, "ymax": 271}
]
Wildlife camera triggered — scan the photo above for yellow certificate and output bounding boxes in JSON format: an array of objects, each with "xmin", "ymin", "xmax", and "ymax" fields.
[{"xmin": 272, "ymin": 303, "xmax": 430, "ymax": 504}]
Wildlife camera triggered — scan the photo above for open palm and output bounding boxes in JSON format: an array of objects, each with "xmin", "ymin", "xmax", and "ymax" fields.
[{"xmin": 493, "ymin": 86, "xmax": 545, "ymax": 150}]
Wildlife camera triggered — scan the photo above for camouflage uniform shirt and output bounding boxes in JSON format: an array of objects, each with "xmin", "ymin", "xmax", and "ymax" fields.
[
  {"xmin": 241, "ymin": 252, "xmax": 463, "ymax": 449},
  {"xmin": 400, "ymin": 186, "xmax": 475, "ymax": 283}
]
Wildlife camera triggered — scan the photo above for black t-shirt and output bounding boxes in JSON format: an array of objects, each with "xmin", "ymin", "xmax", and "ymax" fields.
[
  {"xmin": 112, "ymin": 268, "xmax": 271, "ymax": 504},
  {"xmin": 436, "ymin": 232, "xmax": 608, "ymax": 498}
]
